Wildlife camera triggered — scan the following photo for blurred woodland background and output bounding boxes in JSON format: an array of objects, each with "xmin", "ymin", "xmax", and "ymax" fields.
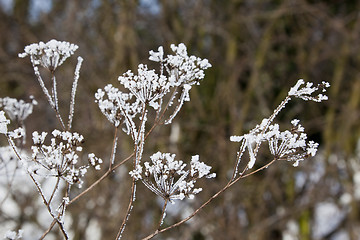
[{"xmin": 1, "ymin": 0, "xmax": 360, "ymax": 239}]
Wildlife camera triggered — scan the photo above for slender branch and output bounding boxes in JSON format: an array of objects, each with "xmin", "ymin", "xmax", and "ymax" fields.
[
  {"xmin": 116, "ymin": 103, "xmax": 147, "ymax": 239},
  {"xmin": 67, "ymin": 56, "xmax": 83, "ymax": 130},
  {"xmin": 68, "ymin": 152, "xmax": 134, "ymax": 205},
  {"xmin": 48, "ymin": 175, "xmax": 60, "ymax": 204},
  {"xmin": 156, "ymin": 199, "xmax": 168, "ymax": 230},
  {"xmin": 29, "ymin": 173, "xmax": 69, "ymax": 239},
  {"xmin": 51, "ymin": 73, "xmax": 59, "ymax": 115},
  {"xmin": 109, "ymin": 127, "xmax": 119, "ymax": 170},
  {"xmin": 39, "ymin": 220, "xmax": 56, "ymax": 240},
  {"xmin": 144, "ymin": 86, "xmax": 179, "ymax": 140},
  {"xmin": 116, "ymin": 179, "xmax": 137, "ymax": 239},
  {"xmin": 51, "ymin": 73, "xmax": 66, "ymax": 130}
]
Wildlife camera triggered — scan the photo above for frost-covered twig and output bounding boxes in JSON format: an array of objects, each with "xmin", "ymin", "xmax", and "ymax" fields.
[{"xmin": 68, "ymin": 56, "xmax": 83, "ymax": 130}]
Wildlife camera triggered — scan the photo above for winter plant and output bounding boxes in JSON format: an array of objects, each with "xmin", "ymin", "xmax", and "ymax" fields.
[{"xmin": 0, "ymin": 39, "xmax": 330, "ymax": 239}]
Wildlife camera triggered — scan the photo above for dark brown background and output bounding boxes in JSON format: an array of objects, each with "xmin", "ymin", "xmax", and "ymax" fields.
[{"xmin": 0, "ymin": 0, "xmax": 359, "ymax": 239}]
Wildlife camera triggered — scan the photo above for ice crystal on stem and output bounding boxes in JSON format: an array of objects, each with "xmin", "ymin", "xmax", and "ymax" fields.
[
  {"xmin": 130, "ymin": 152, "xmax": 216, "ymax": 203},
  {"xmin": 0, "ymin": 110, "xmax": 10, "ymax": 134}
]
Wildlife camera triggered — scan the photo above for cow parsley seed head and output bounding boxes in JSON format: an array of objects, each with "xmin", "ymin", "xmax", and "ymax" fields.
[
  {"xmin": 118, "ymin": 64, "xmax": 171, "ymax": 109},
  {"xmin": 30, "ymin": 130, "xmax": 88, "ymax": 186},
  {"xmin": 0, "ymin": 97, "xmax": 37, "ymax": 123},
  {"xmin": 136, "ymin": 152, "xmax": 215, "ymax": 203},
  {"xmin": 266, "ymin": 120, "xmax": 318, "ymax": 166},
  {"xmin": 166, "ymin": 43, "xmax": 211, "ymax": 86},
  {"xmin": 95, "ymin": 84, "xmax": 142, "ymax": 131},
  {"xmin": 19, "ymin": 39, "xmax": 78, "ymax": 71},
  {"xmin": 288, "ymin": 79, "xmax": 330, "ymax": 102}
]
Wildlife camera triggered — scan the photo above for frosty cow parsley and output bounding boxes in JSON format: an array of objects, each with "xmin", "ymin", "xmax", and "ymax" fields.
[
  {"xmin": 130, "ymin": 152, "xmax": 216, "ymax": 202},
  {"xmin": 18, "ymin": 39, "xmax": 78, "ymax": 72}
]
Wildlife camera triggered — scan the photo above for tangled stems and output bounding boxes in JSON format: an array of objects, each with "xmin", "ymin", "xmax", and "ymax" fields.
[{"xmin": 0, "ymin": 40, "xmax": 329, "ymax": 239}]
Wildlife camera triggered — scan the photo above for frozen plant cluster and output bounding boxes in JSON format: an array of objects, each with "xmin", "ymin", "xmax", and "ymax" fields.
[
  {"xmin": 130, "ymin": 152, "xmax": 216, "ymax": 202},
  {"xmin": 18, "ymin": 39, "xmax": 83, "ymax": 130},
  {"xmin": 266, "ymin": 120, "xmax": 319, "ymax": 166},
  {"xmin": 0, "ymin": 108, "xmax": 26, "ymax": 141},
  {"xmin": 96, "ymin": 43, "xmax": 212, "ymax": 138},
  {"xmin": 0, "ymin": 97, "xmax": 38, "ymax": 143},
  {"xmin": 0, "ymin": 39, "xmax": 330, "ymax": 239},
  {"xmin": 95, "ymin": 84, "xmax": 142, "ymax": 130},
  {"xmin": 288, "ymin": 79, "xmax": 330, "ymax": 102},
  {"xmin": 30, "ymin": 130, "xmax": 101, "ymax": 187},
  {"xmin": 18, "ymin": 39, "xmax": 78, "ymax": 71},
  {"xmin": 230, "ymin": 79, "xmax": 329, "ymax": 177},
  {"xmin": 0, "ymin": 97, "xmax": 37, "ymax": 123}
]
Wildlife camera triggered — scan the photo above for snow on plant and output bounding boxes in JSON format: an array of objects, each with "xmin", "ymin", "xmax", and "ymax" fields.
[{"xmin": 0, "ymin": 39, "xmax": 330, "ymax": 239}]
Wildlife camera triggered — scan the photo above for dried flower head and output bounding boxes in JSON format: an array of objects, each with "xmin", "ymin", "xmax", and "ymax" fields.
[
  {"xmin": 0, "ymin": 96, "xmax": 37, "ymax": 122},
  {"xmin": 95, "ymin": 84, "xmax": 142, "ymax": 133},
  {"xmin": 130, "ymin": 152, "xmax": 216, "ymax": 202},
  {"xmin": 19, "ymin": 39, "xmax": 78, "ymax": 72},
  {"xmin": 30, "ymin": 130, "xmax": 88, "ymax": 187},
  {"xmin": 118, "ymin": 64, "xmax": 172, "ymax": 110}
]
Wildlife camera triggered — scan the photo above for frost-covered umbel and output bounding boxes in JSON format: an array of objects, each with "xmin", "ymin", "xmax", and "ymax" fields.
[
  {"xmin": 0, "ymin": 97, "xmax": 37, "ymax": 122},
  {"xmin": 95, "ymin": 84, "xmax": 142, "ymax": 130},
  {"xmin": 130, "ymin": 152, "xmax": 216, "ymax": 202},
  {"xmin": 18, "ymin": 39, "xmax": 78, "ymax": 71},
  {"xmin": 230, "ymin": 79, "xmax": 329, "ymax": 176},
  {"xmin": 96, "ymin": 43, "xmax": 212, "ymax": 134},
  {"xmin": 18, "ymin": 39, "xmax": 83, "ymax": 130},
  {"xmin": 30, "ymin": 130, "xmax": 102, "ymax": 187}
]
